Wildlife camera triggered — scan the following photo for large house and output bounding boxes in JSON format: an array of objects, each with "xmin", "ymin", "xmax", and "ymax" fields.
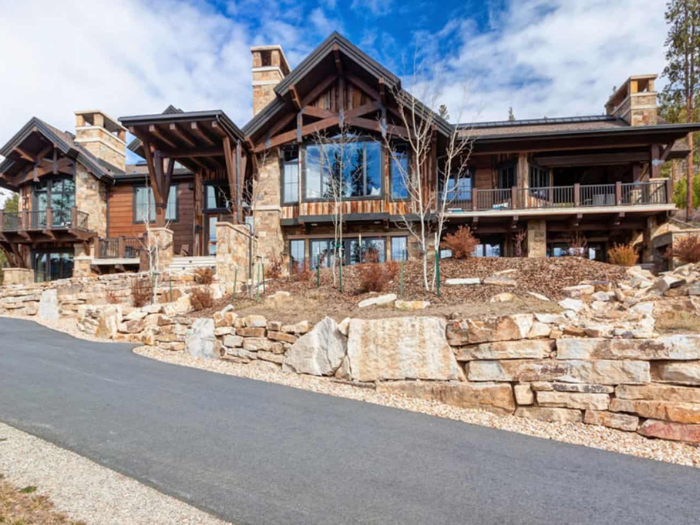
[{"xmin": 1, "ymin": 32, "xmax": 698, "ymax": 283}]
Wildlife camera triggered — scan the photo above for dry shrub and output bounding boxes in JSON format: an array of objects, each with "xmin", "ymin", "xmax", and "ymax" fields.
[
  {"xmin": 106, "ymin": 291, "xmax": 121, "ymax": 304},
  {"xmin": 190, "ymin": 285, "xmax": 214, "ymax": 311},
  {"xmin": 357, "ymin": 258, "xmax": 399, "ymax": 293},
  {"xmin": 567, "ymin": 233, "xmax": 588, "ymax": 257},
  {"xmin": 666, "ymin": 235, "xmax": 700, "ymax": 264},
  {"xmin": 607, "ymin": 243, "xmax": 639, "ymax": 266},
  {"xmin": 194, "ymin": 267, "xmax": 215, "ymax": 285},
  {"xmin": 293, "ymin": 260, "xmax": 312, "ymax": 282},
  {"xmin": 514, "ymin": 229, "xmax": 527, "ymax": 258},
  {"xmin": 131, "ymin": 277, "xmax": 152, "ymax": 307},
  {"xmin": 441, "ymin": 226, "xmax": 479, "ymax": 259},
  {"xmin": 267, "ymin": 256, "xmax": 284, "ymax": 279}
]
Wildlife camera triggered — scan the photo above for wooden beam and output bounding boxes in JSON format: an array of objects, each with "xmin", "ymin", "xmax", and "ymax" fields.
[
  {"xmin": 255, "ymin": 116, "xmax": 340, "ymax": 152},
  {"xmin": 210, "ymin": 120, "xmax": 227, "ymax": 137},
  {"xmin": 290, "ymin": 85, "xmax": 302, "ymax": 110},
  {"xmin": 190, "ymin": 122, "xmax": 216, "ymax": 146},
  {"xmin": 13, "ymin": 146, "xmax": 35, "ymax": 163},
  {"xmin": 148, "ymin": 125, "xmax": 178, "ymax": 149},
  {"xmin": 333, "ymin": 44, "xmax": 343, "ymax": 75},
  {"xmin": 303, "ymin": 106, "xmax": 337, "ymax": 120},
  {"xmin": 379, "ymin": 77, "xmax": 386, "ymax": 104},
  {"xmin": 611, "ymin": 211, "xmax": 625, "ymax": 227},
  {"xmin": 346, "ymin": 117, "xmax": 409, "ymax": 140},
  {"xmin": 268, "ymin": 112, "xmax": 297, "ymax": 138},
  {"xmin": 345, "ymin": 101, "xmax": 381, "ymax": 120},
  {"xmin": 347, "ymin": 74, "xmax": 381, "ymax": 102},
  {"xmin": 568, "ymin": 213, "xmax": 583, "ymax": 228},
  {"xmin": 534, "ymin": 151, "xmax": 651, "ymax": 168},
  {"xmin": 168, "ymin": 123, "xmax": 197, "ymax": 148},
  {"xmin": 223, "ymin": 136, "xmax": 238, "ymax": 223},
  {"xmin": 301, "ymin": 74, "xmax": 338, "ymax": 107},
  {"xmin": 235, "ymin": 140, "xmax": 242, "ymax": 224},
  {"xmin": 160, "ymin": 147, "xmax": 224, "ymax": 159}
]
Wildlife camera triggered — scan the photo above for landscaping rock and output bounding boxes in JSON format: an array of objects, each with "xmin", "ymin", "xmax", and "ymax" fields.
[
  {"xmin": 281, "ymin": 320, "xmax": 310, "ymax": 335},
  {"xmin": 638, "ymin": 419, "xmax": 700, "ymax": 444},
  {"xmin": 584, "ymin": 410, "xmax": 639, "ymax": 431},
  {"xmin": 527, "ymin": 292, "xmax": 551, "ymax": 302},
  {"xmin": 185, "ymin": 318, "xmax": 219, "ymax": 359},
  {"xmin": 483, "ymin": 276, "xmax": 517, "ymax": 287},
  {"xmin": 616, "ymin": 384, "xmax": 700, "ymax": 404},
  {"xmin": 447, "ymin": 314, "xmax": 533, "ymax": 345},
  {"xmin": 38, "ymin": 289, "xmax": 59, "ymax": 320},
  {"xmin": 358, "ymin": 294, "xmax": 397, "ymax": 308},
  {"xmin": 558, "ymin": 298, "xmax": 585, "ymax": 312},
  {"xmin": 268, "ymin": 331, "xmax": 297, "ymax": 344},
  {"xmin": 532, "ymin": 382, "xmax": 614, "ymax": 394},
  {"xmin": 454, "ymin": 340, "xmax": 553, "ymax": 361},
  {"xmin": 125, "ymin": 309, "xmax": 148, "ymax": 321},
  {"xmin": 468, "ymin": 359, "xmax": 650, "ymax": 385},
  {"xmin": 282, "ymin": 317, "xmax": 346, "ymax": 376},
  {"xmin": 537, "ymin": 391, "xmax": 610, "ymax": 410},
  {"xmin": 445, "ymin": 278, "xmax": 480, "ymax": 286},
  {"xmin": 242, "ymin": 337, "xmax": 273, "ymax": 352},
  {"xmin": 489, "ymin": 293, "xmax": 515, "ymax": 303},
  {"xmin": 514, "ymin": 384, "xmax": 534, "ymax": 405},
  {"xmin": 527, "ymin": 321, "xmax": 551, "ymax": 338},
  {"xmin": 243, "ymin": 315, "xmax": 267, "ymax": 328},
  {"xmin": 610, "ymin": 399, "xmax": 700, "ymax": 424},
  {"xmin": 238, "ymin": 327, "xmax": 266, "ymax": 338},
  {"xmin": 514, "ymin": 407, "xmax": 583, "ymax": 423},
  {"xmin": 395, "ymin": 300, "xmax": 430, "ymax": 310},
  {"xmin": 375, "ymin": 381, "xmax": 515, "ymax": 415},
  {"xmin": 562, "ymin": 284, "xmax": 595, "ymax": 298},
  {"xmin": 95, "ymin": 305, "xmax": 122, "ymax": 339},
  {"xmin": 651, "ymin": 275, "xmax": 685, "ymax": 294},
  {"xmin": 557, "ymin": 336, "xmax": 700, "ymax": 361},
  {"xmin": 344, "ymin": 317, "xmax": 460, "ymax": 382}
]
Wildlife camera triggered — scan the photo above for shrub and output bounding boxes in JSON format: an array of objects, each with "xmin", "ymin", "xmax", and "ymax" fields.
[
  {"xmin": 666, "ymin": 235, "xmax": 700, "ymax": 264},
  {"xmin": 293, "ymin": 261, "xmax": 312, "ymax": 282},
  {"xmin": 566, "ymin": 233, "xmax": 588, "ymax": 257},
  {"xmin": 131, "ymin": 277, "xmax": 152, "ymax": 307},
  {"xmin": 267, "ymin": 256, "xmax": 284, "ymax": 280},
  {"xmin": 440, "ymin": 226, "xmax": 479, "ymax": 259},
  {"xmin": 607, "ymin": 243, "xmax": 639, "ymax": 266},
  {"xmin": 357, "ymin": 259, "xmax": 399, "ymax": 293},
  {"xmin": 194, "ymin": 267, "xmax": 215, "ymax": 285},
  {"xmin": 190, "ymin": 286, "xmax": 214, "ymax": 311}
]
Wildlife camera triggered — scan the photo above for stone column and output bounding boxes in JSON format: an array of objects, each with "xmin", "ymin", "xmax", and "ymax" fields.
[
  {"xmin": 2, "ymin": 268, "xmax": 34, "ymax": 285},
  {"xmin": 216, "ymin": 221, "xmax": 254, "ymax": 288},
  {"xmin": 642, "ymin": 216, "xmax": 659, "ymax": 264},
  {"xmin": 140, "ymin": 228, "xmax": 174, "ymax": 273},
  {"xmin": 526, "ymin": 220, "xmax": 547, "ymax": 258},
  {"xmin": 73, "ymin": 242, "xmax": 94, "ymax": 278}
]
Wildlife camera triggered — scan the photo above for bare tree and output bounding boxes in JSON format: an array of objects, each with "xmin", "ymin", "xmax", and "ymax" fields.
[
  {"xmin": 139, "ymin": 176, "xmax": 172, "ymax": 304},
  {"xmin": 384, "ymin": 59, "xmax": 474, "ymax": 291},
  {"xmin": 311, "ymin": 122, "xmax": 366, "ymax": 286}
]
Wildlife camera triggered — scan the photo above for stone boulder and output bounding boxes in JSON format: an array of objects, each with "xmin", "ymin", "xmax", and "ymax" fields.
[
  {"xmin": 375, "ymin": 381, "xmax": 515, "ymax": 415},
  {"xmin": 638, "ymin": 419, "xmax": 700, "ymax": 444},
  {"xmin": 185, "ymin": 318, "xmax": 219, "ymax": 359},
  {"xmin": 557, "ymin": 336, "xmax": 700, "ymax": 361},
  {"xmin": 38, "ymin": 289, "xmax": 59, "ymax": 320},
  {"xmin": 282, "ymin": 317, "xmax": 346, "ymax": 376},
  {"xmin": 584, "ymin": 410, "xmax": 639, "ymax": 431},
  {"xmin": 95, "ymin": 305, "xmax": 122, "ymax": 339},
  {"xmin": 358, "ymin": 294, "xmax": 397, "ymax": 308},
  {"xmin": 454, "ymin": 339, "xmax": 554, "ymax": 361},
  {"xmin": 343, "ymin": 317, "xmax": 461, "ymax": 382},
  {"xmin": 447, "ymin": 314, "xmax": 534, "ymax": 346},
  {"xmin": 514, "ymin": 407, "xmax": 583, "ymax": 423}
]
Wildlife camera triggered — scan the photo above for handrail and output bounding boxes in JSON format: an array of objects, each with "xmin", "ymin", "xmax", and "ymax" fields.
[
  {"xmin": 0, "ymin": 206, "xmax": 92, "ymax": 232},
  {"xmin": 95, "ymin": 236, "xmax": 142, "ymax": 259}
]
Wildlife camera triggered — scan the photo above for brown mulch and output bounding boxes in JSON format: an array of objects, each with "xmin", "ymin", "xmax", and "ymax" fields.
[
  {"xmin": 0, "ymin": 474, "xmax": 86, "ymax": 525},
  {"xmin": 190, "ymin": 257, "xmax": 626, "ymax": 324}
]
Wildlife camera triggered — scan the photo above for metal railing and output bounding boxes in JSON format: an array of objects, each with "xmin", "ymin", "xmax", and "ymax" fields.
[
  {"xmin": 0, "ymin": 207, "xmax": 91, "ymax": 232},
  {"xmin": 95, "ymin": 236, "xmax": 142, "ymax": 259},
  {"xmin": 445, "ymin": 180, "xmax": 670, "ymax": 212}
]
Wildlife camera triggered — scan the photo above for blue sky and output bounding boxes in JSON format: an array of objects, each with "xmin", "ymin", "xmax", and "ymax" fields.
[{"xmin": 0, "ymin": 0, "xmax": 671, "ymax": 184}]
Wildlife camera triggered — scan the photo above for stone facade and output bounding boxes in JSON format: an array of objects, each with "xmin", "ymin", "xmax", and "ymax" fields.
[
  {"xmin": 74, "ymin": 110, "xmax": 127, "ymax": 171},
  {"xmin": 2, "ymin": 268, "xmax": 33, "ymax": 285},
  {"xmin": 526, "ymin": 220, "xmax": 547, "ymax": 258},
  {"xmin": 253, "ymin": 150, "xmax": 285, "ymax": 269},
  {"xmin": 74, "ymin": 164, "xmax": 108, "ymax": 239},
  {"xmin": 216, "ymin": 221, "xmax": 257, "ymax": 283},
  {"xmin": 251, "ymin": 46, "xmax": 290, "ymax": 116},
  {"xmin": 140, "ymin": 228, "xmax": 174, "ymax": 272}
]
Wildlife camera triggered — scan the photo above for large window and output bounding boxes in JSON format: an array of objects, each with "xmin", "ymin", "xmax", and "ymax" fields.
[
  {"xmin": 205, "ymin": 182, "xmax": 231, "ymax": 211},
  {"xmin": 498, "ymin": 163, "xmax": 516, "ymax": 189},
  {"xmin": 443, "ymin": 176, "xmax": 472, "ymax": 202},
  {"xmin": 134, "ymin": 185, "xmax": 177, "ymax": 223},
  {"xmin": 390, "ymin": 236, "xmax": 408, "ymax": 261},
  {"xmin": 33, "ymin": 250, "xmax": 73, "ymax": 282},
  {"xmin": 304, "ymin": 140, "xmax": 382, "ymax": 200},
  {"xmin": 282, "ymin": 147, "xmax": 299, "ymax": 204},
  {"xmin": 290, "ymin": 239, "xmax": 305, "ymax": 271},
  {"xmin": 474, "ymin": 243, "xmax": 502, "ymax": 257},
  {"xmin": 390, "ymin": 145, "xmax": 409, "ymax": 199},
  {"xmin": 310, "ymin": 237, "xmax": 386, "ymax": 267},
  {"xmin": 310, "ymin": 239, "xmax": 334, "ymax": 269},
  {"xmin": 32, "ymin": 177, "xmax": 75, "ymax": 228}
]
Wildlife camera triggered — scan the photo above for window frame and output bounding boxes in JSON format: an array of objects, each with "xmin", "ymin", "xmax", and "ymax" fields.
[
  {"xmin": 281, "ymin": 146, "xmax": 300, "ymax": 205},
  {"xmin": 390, "ymin": 236, "xmax": 408, "ymax": 261},
  {"xmin": 203, "ymin": 181, "xmax": 231, "ymax": 213},
  {"xmin": 302, "ymin": 139, "xmax": 384, "ymax": 202},
  {"xmin": 289, "ymin": 239, "xmax": 306, "ymax": 272},
  {"xmin": 389, "ymin": 143, "xmax": 411, "ymax": 201},
  {"xmin": 132, "ymin": 184, "xmax": 179, "ymax": 224},
  {"xmin": 497, "ymin": 162, "xmax": 517, "ymax": 189}
]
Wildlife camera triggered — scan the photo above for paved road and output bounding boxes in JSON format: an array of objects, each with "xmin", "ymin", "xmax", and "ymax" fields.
[{"xmin": 1, "ymin": 317, "xmax": 700, "ymax": 524}]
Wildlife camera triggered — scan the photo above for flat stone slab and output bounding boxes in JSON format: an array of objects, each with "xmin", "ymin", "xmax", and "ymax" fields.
[
  {"xmin": 445, "ymin": 278, "xmax": 480, "ymax": 286},
  {"xmin": 557, "ymin": 336, "xmax": 700, "ymax": 361},
  {"xmin": 38, "ymin": 289, "xmax": 59, "ymax": 320},
  {"xmin": 358, "ymin": 294, "xmax": 397, "ymax": 308}
]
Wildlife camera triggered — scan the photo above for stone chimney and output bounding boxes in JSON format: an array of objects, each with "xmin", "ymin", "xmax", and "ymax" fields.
[
  {"xmin": 251, "ymin": 45, "xmax": 291, "ymax": 116},
  {"xmin": 74, "ymin": 110, "xmax": 127, "ymax": 171},
  {"xmin": 605, "ymin": 75, "xmax": 658, "ymax": 126}
]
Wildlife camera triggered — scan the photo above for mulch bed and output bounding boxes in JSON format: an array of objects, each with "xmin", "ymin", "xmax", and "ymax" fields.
[{"xmin": 190, "ymin": 257, "xmax": 627, "ymax": 323}]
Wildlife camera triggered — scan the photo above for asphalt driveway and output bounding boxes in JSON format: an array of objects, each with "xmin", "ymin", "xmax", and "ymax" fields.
[{"xmin": 1, "ymin": 317, "xmax": 699, "ymax": 524}]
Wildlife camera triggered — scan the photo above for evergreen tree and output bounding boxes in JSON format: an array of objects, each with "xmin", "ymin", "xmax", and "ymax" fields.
[
  {"xmin": 663, "ymin": 0, "xmax": 700, "ymax": 217},
  {"xmin": 438, "ymin": 104, "xmax": 449, "ymax": 120},
  {"xmin": 508, "ymin": 107, "xmax": 516, "ymax": 121}
]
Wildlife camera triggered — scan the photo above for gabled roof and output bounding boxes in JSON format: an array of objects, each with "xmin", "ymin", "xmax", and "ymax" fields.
[
  {"xmin": 242, "ymin": 31, "xmax": 452, "ymax": 139},
  {"xmin": 127, "ymin": 105, "xmax": 184, "ymax": 155},
  {"xmin": 0, "ymin": 116, "xmax": 119, "ymax": 183}
]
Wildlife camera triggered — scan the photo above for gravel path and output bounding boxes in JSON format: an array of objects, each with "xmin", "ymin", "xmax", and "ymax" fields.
[
  {"xmin": 0, "ymin": 422, "xmax": 229, "ymax": 525},
  {"xmin": 135, "ymin": 345, "xmax": 700, "ymax": 469}
]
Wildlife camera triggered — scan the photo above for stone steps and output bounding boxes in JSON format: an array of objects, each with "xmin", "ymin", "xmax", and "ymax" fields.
[{"xmin": 169, "ymin": 256, "xmax": 216, "ymax": 272}]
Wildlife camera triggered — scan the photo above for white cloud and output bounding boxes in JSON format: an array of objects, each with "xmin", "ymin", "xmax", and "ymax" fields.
[
  {"xmin": 435, "ymin": 0, "xmax": 668, "ymax": 123},
  {"xmin": 350, "ymin": 0, "xmax": 393, "ymax": 17}
]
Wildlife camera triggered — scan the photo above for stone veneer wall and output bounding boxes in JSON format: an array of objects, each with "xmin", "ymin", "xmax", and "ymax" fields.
[
  {"xmin": 216, "ymin": 222, "xmax": 257, "ymax": 283},
  {"xmin": 75, "ymin": 164, "xmax": 108, "ymax": 240},
  {"xmin": 253, "ymin": 150, "xmax": 285, "ymax": 270}
]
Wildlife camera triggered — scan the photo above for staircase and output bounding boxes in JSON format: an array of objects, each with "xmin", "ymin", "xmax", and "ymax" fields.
[{"xmin": 168, "ymin": 256, "xmax": 217, "ymax": 272}]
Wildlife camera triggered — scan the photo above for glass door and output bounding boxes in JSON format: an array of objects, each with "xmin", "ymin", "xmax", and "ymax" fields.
[
  {"xmin": 33, "ymin": 250, "xmax": 74, "ymax": 282},
  {"xmin": 206, "ymin": 215, "xmax": 218, "ymax": 255},
  {"xmin": 51, "ymin": 178, "xmax": 75, "ymax": 227}
]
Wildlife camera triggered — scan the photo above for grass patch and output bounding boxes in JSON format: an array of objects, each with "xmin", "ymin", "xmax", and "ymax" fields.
[
  {"xmin": 656, "ymin": 311, "xmax": 700, "ymax": 333},
  {"xmin": 18, "ymin": 487, "xmax": 36, "ymax": 494}
]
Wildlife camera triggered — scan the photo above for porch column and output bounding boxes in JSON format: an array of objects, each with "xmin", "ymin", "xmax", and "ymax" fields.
[
  {"xmin": 139, "ymin": 228, "xmax": 174, "ymax": 273},
  {"xmin": 73, "ymin": 242, "xmax": 94, "ymax": 278},
  {"xmin": 2, "ymin": 268, "xmax": 34, "ymax": 285},
  {"xmin": 216, "ymin": 221, "xmax": 255, "ymax": 289},
  {"xmin": 526, "ymin": 220, "xmax": 547, "ymax": 258},
  {"xmin": 642, "ymin": 216, "xmax": 660, "ymax": 264}
]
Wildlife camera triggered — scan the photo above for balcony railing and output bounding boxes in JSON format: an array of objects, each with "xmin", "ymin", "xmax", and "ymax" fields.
[
  {"xmin": 95, "ymin": 236, "xmax": 142, "ymax": 259},
  {"xmin": 0, "ymin": 207, "xmax": 91, "ymax": 232},
  {"xmin": 446, "ymin": 180, "xmax": 671, "ymax": 213}
]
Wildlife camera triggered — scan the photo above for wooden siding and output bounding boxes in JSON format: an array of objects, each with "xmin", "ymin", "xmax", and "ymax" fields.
[{"xmin": 108, "ymin": 183, "xmax": 195, "ymax": 255}]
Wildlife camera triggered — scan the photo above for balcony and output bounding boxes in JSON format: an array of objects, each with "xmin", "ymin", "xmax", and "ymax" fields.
[
  {"xmin": 0, "ymin": 207, "xmax": 90, "ymax": 235},
  {"xmin": 445, "ymin": 180, "xmax": 673, "ymax": 214},
  {"xmin": 94, "ymin": 236, "xmax": 142, "ymax": 260}
]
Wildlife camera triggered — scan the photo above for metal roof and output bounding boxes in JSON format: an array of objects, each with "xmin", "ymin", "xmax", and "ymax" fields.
[
  {"xmin": 120, "ymin": 109, "xmax": 246, "ymax": 143},
  {"xmin": 461, "ymin": 115, "xmax": 621, "ymax": 129}
]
